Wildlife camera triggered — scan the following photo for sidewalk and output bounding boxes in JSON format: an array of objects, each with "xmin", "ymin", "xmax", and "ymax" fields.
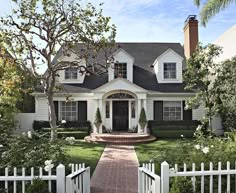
[{"xmin": 91, "ymin": 145, "xmax": 139, "ymax": 193}]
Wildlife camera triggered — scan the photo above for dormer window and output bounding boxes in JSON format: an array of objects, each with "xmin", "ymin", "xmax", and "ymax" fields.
[
  {"xmin": 65, "ymin": 68, "xmax": 77, "ymax": 79},
  {"xmin": 114, "ymin": 63, "xmax": 127, "ymax": 79},
  {"xmin": 164, "ymin": 63, "xmax": 176, "ymax": 79}
]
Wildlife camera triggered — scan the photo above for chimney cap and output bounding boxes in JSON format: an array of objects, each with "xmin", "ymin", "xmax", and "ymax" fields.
[{"xmin": 185, "ymin": 15, "xmax": 197, "ymax": 23}]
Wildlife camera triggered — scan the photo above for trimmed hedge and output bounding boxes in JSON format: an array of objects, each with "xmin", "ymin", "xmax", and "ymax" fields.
[
  {"xmin": 148, "ymin": 120, "xmax": 200, "ymax": 138},
  {"xmin": 57, "ymin": 131, "xmax": 88, "ymax": 139},
  {"xmin": 33, "ymin": 120, "xmax": 91, "ymax": 134},
  {"xmin": 41, "ymin": 131, "xmax": 88, "ymax": 139}
]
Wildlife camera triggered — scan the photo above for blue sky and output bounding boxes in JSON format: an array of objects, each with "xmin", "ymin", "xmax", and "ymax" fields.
[{"xmin": 1, "ymin": 0, "xmax": 236, "ymax": 45}]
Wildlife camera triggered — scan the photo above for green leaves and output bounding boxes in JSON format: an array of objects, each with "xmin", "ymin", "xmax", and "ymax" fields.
[
  {"xmin": 0, "ymin": 0, "xmax": 116, "ymax": 139},
  {"xmin": 216, "ymin": 56, "xmax": 236, "ymax": 131},
  {"xmin": 194, "ymin": 0, "xmax": 235, "ymax": 26},
  {"xmin": 184, "ymin": 43, "xmax": 222, "ymax": 133}
]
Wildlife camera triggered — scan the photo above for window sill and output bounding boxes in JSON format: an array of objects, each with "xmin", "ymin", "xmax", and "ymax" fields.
[
  {"xmin": 162, "ymin": 78, "xmax": 178, "ymax": 81},
  {"xmin": 63, "ymin": 79, "xmax": 78, "ymax": 81}
]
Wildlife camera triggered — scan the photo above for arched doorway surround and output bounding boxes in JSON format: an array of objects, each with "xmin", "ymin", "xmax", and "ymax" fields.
[{"xmin": 103, "ymin": 90, "xmax": 137, "ymax": 132}]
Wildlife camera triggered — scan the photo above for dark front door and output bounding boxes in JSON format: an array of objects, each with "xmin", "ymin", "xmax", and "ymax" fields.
[{"xmin": 113, "ymin": 101, "xmax": 129, "ymax": 131}]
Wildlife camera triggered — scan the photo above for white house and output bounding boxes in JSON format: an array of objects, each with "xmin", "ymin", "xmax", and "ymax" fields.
[
  {"xmin": 214, "ymin": 25, "xmax": 236, "ymax": 62},
  {"xmin": 16, "ymin": 16, "xmax": 223, "ymax": 135}
]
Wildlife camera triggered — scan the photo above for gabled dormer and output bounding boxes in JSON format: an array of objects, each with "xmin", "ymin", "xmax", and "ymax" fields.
[
  {"xmin": 56, "ymin": 51, "xmax": 86, "ymax": 84},
  {"xmin": 108, "ymin": 48, "xmax": 134, "ymax": 82},
  {"xmin": 152, "ymin": 48, "xmax": 183, "ymax": 83}
]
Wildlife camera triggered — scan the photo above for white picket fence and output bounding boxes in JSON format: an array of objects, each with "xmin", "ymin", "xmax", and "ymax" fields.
[
  {"xmin": 66, "ymin": 163, "xmax": 90, "ymax": 193},
  {"xmin": 0, "ymin": 163, "xmax": 90, "ymax": 193},
  {"xmin": 138, "ymin": 163, "xmax": 160, "ymax": 193},
  {"xmin": 139, "ymin": 161, "xmax": 236, "ymax": 193}
]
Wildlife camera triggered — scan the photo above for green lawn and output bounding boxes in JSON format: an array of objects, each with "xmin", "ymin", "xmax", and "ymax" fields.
[
  {"xmin": 135, "ymin": 139, "xmax": 191, "ymax": 164},
  {"xmin": 65, "ymin": 140, "xmax": 105, "ymax": 174}
]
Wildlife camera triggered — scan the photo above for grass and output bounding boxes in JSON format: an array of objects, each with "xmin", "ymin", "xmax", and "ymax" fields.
[
  {"xmin": 135, "ymin": 139, "xmax": 191, "ymax": 164},
  {"xmin": 65, "ymin": 140, "xmax": 105, "ymax": 175}
]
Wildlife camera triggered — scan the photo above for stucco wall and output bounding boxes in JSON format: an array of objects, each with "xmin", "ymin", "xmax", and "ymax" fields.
[{"xmin": 214, "ymin": 25, "xmax": 236, "ymax": 62}]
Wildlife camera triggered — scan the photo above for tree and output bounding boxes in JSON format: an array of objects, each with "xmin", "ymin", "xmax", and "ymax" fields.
[
  {"xmin": 215, "ymin": 56, "xmax": 236, "ymax": 131},
  {"xmin": 184, "ymin": 43, "xmax": 222, "ymax": 134},
  {"xmin": 194, "ymin": 0, "xmax": 235, "ymax": 26},
  {"xmin": 0, "ymin": 48, "xmax": 24, "ymax": 142},
  {"xmin": 0, "ymin": 0, "xmax": 116, "ymax": 140}
]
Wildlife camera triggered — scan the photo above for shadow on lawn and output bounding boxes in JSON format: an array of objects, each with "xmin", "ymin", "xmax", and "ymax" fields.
[{"xmin": 65, "ymin": 140, "xmax": 105, "ymax": 175}]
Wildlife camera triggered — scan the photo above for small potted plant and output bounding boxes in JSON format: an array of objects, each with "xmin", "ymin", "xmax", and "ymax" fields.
[
  {"xmin": 139, "ymin": 108, "xmax": 147, "ymax": 133},
  {"xmin": 94, "ymin": 108, "xmax": 102, "ymax": 133}
]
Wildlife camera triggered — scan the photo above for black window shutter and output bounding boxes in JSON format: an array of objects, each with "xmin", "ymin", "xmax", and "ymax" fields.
[
  {"xmin": 183, "ymin": 101, "xmax": 192, "ymax": 120},
  {"xmin": 78, "ymin": 101, "xmax": 87, "ymax": 121},
  {"xmin": 53, "ymin": 101, "xmax": 58, "ymax": 121},
  {"xmin": 154, "ymin": 101, "xmax": 163, "ymax": 121}
]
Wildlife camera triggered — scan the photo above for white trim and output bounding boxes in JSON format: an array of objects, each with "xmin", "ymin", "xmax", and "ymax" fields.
[
  {"xmin": 147, "ymin": 92, "xmax": 195, "ymax": 96},
  {"xmin": 94, "ymin": 78, "xmax": 147, "ymax": 93},
  {"xmin": 111, "ymin": 48, "xmax": 135, "ymax": 61},
  {"xmin": 58, "ymin": 101, "xmax": 78, "ymax": 121},
  {"xmin": 64, "ymin": 68, "xmax": 78, "ymax": 80},
  {"xmin": 152, "ymin": 48, "xmax": 184, "ymax": 67},
  {"xmin": 163, "ymin": 62, "xmax": 177, "ymax": 80},
  {"xmin": 162, "ymin": 100, "xmax": 183, "ymax": 120}
]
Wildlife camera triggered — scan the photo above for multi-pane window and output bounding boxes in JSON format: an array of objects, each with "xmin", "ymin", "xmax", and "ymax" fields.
[
  {"xmin": 106, "ymin": 101, "xmax": 110, "ymax": 118},
  {"xmin": 164, "ymin": 63, "xmax": 176, "ymax": 79},
  {"xmin": 163, "ymin": 101, "xmax": 181, "ymax": 120},
  {"xmin": 65, "ymin": 68, "xmax": 78, "ymax": 79},
  {"xmin": 114, "ymin": 63, "xmax": 127, "ymax": 79},
  {"xmin": 131, "ymin": 101, "xmax": 135, "ymax": 118},
  {"xmin": 60, "ymin": 101, "xmax": 77, "ymax": 121}
]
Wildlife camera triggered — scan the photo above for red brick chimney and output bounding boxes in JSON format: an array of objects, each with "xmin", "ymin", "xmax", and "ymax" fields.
[{"xmin": 183, "ymin": 15, "xmax": 198, "ymax": 59}]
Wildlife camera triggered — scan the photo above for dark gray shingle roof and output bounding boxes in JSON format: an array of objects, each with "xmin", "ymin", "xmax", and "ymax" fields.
[{"xmin": 44, "ymin": 42, "xmax": 191, "ymax": 93}]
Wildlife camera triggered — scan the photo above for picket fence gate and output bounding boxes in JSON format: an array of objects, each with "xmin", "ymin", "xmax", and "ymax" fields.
[
  {"xmin": 139, "ymin": 161, "xmax": 236, "ymax": 193},
  {"xmin": 138, "ymin": 163, "xmax": 160, "ymax": 193},
  {"xmin": 0, "ymin": 163, "xmax": 90, "ymax": 193}
]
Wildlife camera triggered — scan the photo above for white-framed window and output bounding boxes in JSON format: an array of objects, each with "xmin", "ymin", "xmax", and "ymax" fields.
[
  {"xmin": 163, "ymin": 101, "xmax": 182, "ymax": 120},
  {"xmin": 65, "ymin": 68, "xmax": 78, "ymax": 79},
  {"xmin": 163, "ymin": 63, "xmax": 176, "ymax": 79},
  {"xmin": 131, "ymin": 101, "xmax": 135, "ymax": 118},
  {"xmin": 60, "ymin": 101, "xmax": 77, "ymax": 121},
  {"xmin": 114, "ymin": 63, "xmax": 127, "ymax": 79},
  {"xmin": 106, "ymin": 101, "xmax": 110, "ymax": 118}
]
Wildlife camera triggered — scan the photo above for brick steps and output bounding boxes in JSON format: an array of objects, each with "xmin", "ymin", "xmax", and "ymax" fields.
[{"xmin": 84, "ymin": 133, "xmax": 156, "ymax": 145}]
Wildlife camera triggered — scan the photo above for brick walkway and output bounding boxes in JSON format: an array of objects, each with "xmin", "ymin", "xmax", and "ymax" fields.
[{"xmin": 91, "ymin": 145, "xmax": 139, "ymax": 193}]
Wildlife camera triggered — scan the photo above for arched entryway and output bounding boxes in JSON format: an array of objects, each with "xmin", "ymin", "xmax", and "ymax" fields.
[{"xmin": 104, "ymin": 91, "xmax": 137, "ymax": 132}]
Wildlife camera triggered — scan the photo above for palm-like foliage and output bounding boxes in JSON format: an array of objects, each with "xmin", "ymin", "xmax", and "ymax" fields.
[{"xmin": 194, "ymin": 0, "xmax": 235, "ymax": 26}]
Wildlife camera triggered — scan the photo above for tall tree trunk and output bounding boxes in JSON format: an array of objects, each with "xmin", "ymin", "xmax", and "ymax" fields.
[
  {"xmin": 48, "ymin": 92, "xmax": 57, "ymax": 140},
  {"xmin": 47, "ymin": 74, "xmax": 57, "ymax": 141}
]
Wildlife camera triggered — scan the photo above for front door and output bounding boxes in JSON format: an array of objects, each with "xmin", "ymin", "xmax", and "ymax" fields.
[{"xmin": 113, "ymin": 101, "xmax": 129, "ymax": 131}]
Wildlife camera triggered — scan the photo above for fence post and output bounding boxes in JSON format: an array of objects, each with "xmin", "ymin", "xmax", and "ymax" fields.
[
  {"xmin": 57, "ymin": 164, "xmax": 65, "ymax": 193},
  {"xmin": 161, "ymin": 161, "xmax": 169, "ymax": 193},
  {"xmin": 154, "ymin": 176, "xmax": 161, "ymax": 193},
  {"xmin": 83, "ymin": 167, "xmax": 91, "ymax": 193},
  {"xmin": 138, "ymin": 167, "xmax": 143, "ymax": 193}
]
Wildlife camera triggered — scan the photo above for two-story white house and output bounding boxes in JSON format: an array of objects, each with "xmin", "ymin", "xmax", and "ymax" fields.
[{"xmin": 29, "ymin": 15, "xmax": 214, "ymax": 134}]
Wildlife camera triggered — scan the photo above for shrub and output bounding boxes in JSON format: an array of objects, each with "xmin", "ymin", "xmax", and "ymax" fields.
[
  {"xmin": 148, "ymin": 120, "xmax": 200, "ymax": 138},
  {"xmin": 0, "ymin": 132, "xmax": 66, "ymax": 168},
  {"xmin": 26, "ymin": 178, "xmax": 50, "ymax": 193},
  {"xmin": 139, "ymin": 108, "xmax": 147, "ymax": 130},
  {"xmin": 58, "ymin": 131, "xmax": 88, "ymax": 139},
  {"xmin": 170, "ymin": 177, "xmax": 194, "ymax": 193},
  {"xmin": 33, "ymin": 120, "xmax": 91, "ymax": 134},
  {"xmin": 94, "ymin": 108, "xmax": 102, "ymax": 124}
]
